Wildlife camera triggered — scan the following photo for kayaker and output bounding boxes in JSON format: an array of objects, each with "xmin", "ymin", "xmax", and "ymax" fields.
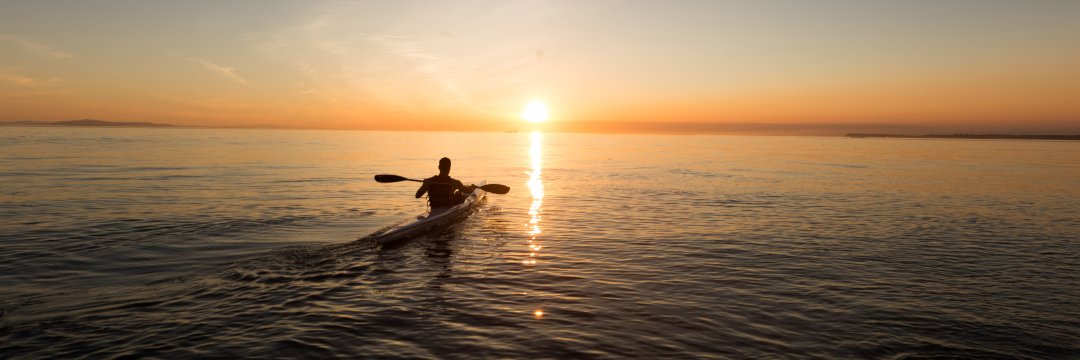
[{"xmin": 416, "ymin": 157, "xmax": 475, "ymax": 208}]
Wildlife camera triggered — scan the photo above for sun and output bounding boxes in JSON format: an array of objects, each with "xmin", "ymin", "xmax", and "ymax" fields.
[{"xmin": 521, "ymin": 100, "xmax": 549, "ymax": 123}]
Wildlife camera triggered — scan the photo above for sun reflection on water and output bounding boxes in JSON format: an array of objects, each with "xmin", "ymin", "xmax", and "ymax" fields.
[
  {"xmin": 525, "ymin": 131, "xmax": 545, "ymax": 318},
  {"xmin": 525, "ymin": 131, "xmax": 544, "ymax": 266}
]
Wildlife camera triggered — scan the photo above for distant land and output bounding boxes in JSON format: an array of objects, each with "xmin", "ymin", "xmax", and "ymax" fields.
[
  {"xmin": 846, "ymin": 133, "xmax": 1080, "ymax": 140},
  {"xmin": 1, "ymin": 119, "xmax": 172, "ymax": 127},
  {"xmin": 556, "ymin": 121, "xmax": 1080, "ymax": 136}
]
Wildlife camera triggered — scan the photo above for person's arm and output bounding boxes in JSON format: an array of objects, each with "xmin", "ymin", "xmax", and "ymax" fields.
[
  {"xmin": 455, "ymin": 180, "xmax": 475, "ymax": 194},
  {"xmin": 415, "ymin": 180, "xmax": 429, "ymax": 198}
]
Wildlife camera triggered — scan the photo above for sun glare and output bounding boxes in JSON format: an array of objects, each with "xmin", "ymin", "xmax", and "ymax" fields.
[{"xmin": 522, "ymin": 100, "xmax": 549, "ymax": 123}]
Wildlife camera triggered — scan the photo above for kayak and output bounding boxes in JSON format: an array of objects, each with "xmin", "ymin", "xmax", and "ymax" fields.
[{"xmin": 376, "ymin": 181, "xmax": 487, "ymax": 245}]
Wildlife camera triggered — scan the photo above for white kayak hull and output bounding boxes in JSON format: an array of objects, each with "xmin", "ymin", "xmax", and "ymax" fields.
[{"xmin": 376, "ymin": 181, "xmax": 486, "ymax": 245}]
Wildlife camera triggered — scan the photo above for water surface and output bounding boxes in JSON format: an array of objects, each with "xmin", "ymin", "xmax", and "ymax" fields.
[{"xmin": 2, "ymin": 127, "xmax": 1078, "ymax": 359}]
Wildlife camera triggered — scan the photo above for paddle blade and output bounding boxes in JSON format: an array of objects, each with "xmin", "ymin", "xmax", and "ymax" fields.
[
  {"xmin": 480, "ymin": 184, "xmax": 510, "ymax": 194},
  {"xmin": 374, "ymin": 174, "xmax": 409, "ymax": 183}
]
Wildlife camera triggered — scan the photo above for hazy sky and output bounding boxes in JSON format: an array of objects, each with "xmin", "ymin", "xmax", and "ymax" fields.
[{"xmin": 2, "ymin": 0, "xmax": 1078, "ymax": 133}]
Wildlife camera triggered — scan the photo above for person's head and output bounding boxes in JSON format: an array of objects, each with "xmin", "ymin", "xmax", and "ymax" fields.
[{"xmin": 438, "ymin": 157, "xmax": 451, "ymax": 175}]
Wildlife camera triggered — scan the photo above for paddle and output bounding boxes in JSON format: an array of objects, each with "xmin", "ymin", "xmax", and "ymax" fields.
[{"xmin": 374, "ymin": 174, "xmax": 510, "ymax": 194}]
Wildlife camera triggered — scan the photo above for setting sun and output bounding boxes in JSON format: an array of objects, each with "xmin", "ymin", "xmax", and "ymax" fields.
[{"xmin": 522, "ymin": 100, "xmax": 549, "ymax": 123}]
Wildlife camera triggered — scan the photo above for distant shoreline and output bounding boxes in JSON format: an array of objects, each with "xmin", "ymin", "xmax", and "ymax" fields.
[
  {"xmin": 846, "ymin": 133, "xmax": 1080, "ymax": 141},
  {"xmin": 1, "ymin": 119, "xmax": 172, "ymax": 127},
  {"xmin": 0, "ymin": 119, "xmax": 286, "ymax": 130}
]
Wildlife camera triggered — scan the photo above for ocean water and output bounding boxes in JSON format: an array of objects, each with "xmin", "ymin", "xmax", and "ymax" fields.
[{"xmin": 1, "ymin": 126, "xmax": 1078, "ymax": 359}]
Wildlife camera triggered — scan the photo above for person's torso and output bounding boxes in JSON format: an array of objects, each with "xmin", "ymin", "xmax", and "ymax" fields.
[{"xmin": 426, "ymin": 175, "xmax": 460, "ymax": 207}]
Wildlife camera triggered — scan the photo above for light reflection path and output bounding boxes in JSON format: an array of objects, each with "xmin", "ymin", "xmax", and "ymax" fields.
[
  {"xmin": 525, "ymin": 131, "xmax": 544, "ymax": 319},
  {"xmin": 525, "ymin": 131, "xmax": 543, "ymax": 265}
]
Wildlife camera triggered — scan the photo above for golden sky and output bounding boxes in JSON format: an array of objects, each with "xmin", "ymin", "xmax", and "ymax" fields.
[{"xmin": 1, "ymin": 1, "xmax": 1078, "ymax": 134}]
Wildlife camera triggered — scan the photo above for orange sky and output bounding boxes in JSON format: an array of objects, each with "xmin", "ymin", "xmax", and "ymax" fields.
[{"xmin": 1, "ymin": 1, "xmax": 1078, "ymax": 134}]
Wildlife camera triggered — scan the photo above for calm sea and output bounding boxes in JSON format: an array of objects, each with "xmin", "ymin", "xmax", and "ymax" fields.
[{"xmin": 1, "ymin": 127, "xmax": 1078, "ymax": 359}]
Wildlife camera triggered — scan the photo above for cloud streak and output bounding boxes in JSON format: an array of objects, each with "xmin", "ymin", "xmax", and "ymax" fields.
[
  {"xmin": 189, "ymin": 58, "xmax": 250, "ymax": 85},
  {"xmin": 366, "ymin": 35, "xmax": 475, "ymax": 109},
  {"xmin": 0, "ymin": 70, "xmax": 62, "ymax": 87},
  {"xmin": 0, "ymin": 34, "xmax": 74, "ymax": 59}
]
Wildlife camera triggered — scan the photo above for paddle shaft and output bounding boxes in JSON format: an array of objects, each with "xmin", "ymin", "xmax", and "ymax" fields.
[{"xmin": 374, "ymin": 174, "xmax": 510, "ymax": 194}]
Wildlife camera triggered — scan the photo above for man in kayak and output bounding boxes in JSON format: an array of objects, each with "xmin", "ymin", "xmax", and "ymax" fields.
[{"xmin": 416, "ymin": 157, "xmax": 476, "ymax": 208}]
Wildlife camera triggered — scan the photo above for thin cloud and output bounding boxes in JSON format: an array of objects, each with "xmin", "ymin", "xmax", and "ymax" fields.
[
  {"xmin": 0, "ymin": 71, "xmax": 62, "ymax": 87},
  {"xmin": 242, "ymin": 7, "xmax": 512, "ymax": 115},
  {"xmin": 366, "ymin": 35, "xmax": 473, "ymax": 108},
  {"xmin": 0, "ymin": 34, "xmax": 74, "ymax": 59},
  {"xmin": 189, "ymin": 58, "xmax": 250, "ymax": 85}
]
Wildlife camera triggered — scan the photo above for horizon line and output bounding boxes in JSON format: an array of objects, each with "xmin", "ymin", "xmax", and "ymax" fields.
[{"xmin": 3, "ymin": 118, "xmax": 1079, "ymax": 136}]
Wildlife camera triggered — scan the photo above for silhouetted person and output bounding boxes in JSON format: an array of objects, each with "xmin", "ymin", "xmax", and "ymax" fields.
[{"xmin": 416, "ymin": 157, "xmax": 475, "ymax": 208}]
